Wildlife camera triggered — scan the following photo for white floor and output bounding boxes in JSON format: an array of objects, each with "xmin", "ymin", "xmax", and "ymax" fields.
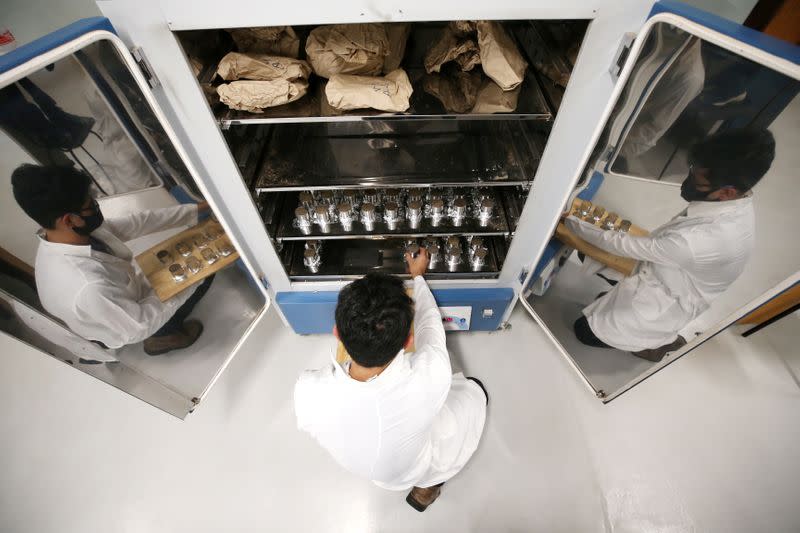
[{"xmin": 2, "ymin": 301, "xmax": 800, "ymax": 532}]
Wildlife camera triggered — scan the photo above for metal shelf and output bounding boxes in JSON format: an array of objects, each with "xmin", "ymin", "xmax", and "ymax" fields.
[
  {"xmin": 284, "ymin": 237, "xmax": 504, "ymax": 281},
  {"xmin": 253, "ymin": 121, "xmax": 542, "ymax": 192},
  {"xmin": 215, "ymin": 68, "xmax": 553, "ymax": 127},
  {"xmin": 273, "ymin": 190, "xmax": 511, "ymax": 241}
]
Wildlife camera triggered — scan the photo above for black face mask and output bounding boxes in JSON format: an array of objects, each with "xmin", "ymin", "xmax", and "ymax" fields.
[{"xmin": 72, "ymin": 200, "xmax": 104, "ymax": 236}]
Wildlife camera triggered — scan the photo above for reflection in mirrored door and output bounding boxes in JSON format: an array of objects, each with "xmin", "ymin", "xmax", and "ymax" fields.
[
  {"xmin": 1, "ymin": 35, "xmax": 267, "ymax": 417},
  {"xmin": 528, "ymin": 21, "xmax": 800, "ymax": 401}
]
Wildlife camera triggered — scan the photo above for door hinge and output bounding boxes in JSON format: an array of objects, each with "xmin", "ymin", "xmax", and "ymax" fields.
[
  {"xmin": 131, "ymin": 46, "xmax": 160, "ymax": 89},
  {"xmin": 518, "ymin": 267, "xmax": 529, "ymax": 285},
  {"xmin": 609, "ymin": 33, "xmax": 636, "ymax": 81}
]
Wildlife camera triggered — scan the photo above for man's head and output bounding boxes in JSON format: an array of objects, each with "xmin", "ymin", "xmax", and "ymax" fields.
[
  {"xmin": 11, "ymin": 164, "xmax": 103, "ymax": 235},
  {"xmin": 682, "ymin": 128, "xmax": 775, "ymax": 202},
  {"xmin": 334, "ymin": 272, "xmax": 414, "ymax": 368}
]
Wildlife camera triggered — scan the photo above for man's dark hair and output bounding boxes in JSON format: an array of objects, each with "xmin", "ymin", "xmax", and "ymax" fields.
[
  {"xmin": 11, "ymin": 164, "xmax": 91, "ymax": 229},
  {"xmin": 688, "ymin": 128, "xmax": 775, "ymax": 193},
  {"xmin": 335, "ymin": 272, "xmax": 414, "ymax": 368}
]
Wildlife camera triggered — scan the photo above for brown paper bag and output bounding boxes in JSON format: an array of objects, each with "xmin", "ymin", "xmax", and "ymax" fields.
[
  {"xmin": 423, "ymin": 71, "xmax": 481, "ymax": 113},
  {"xmin": 305, "ymin": 24, "xmax": 389, "ymax": 79},
  {"xmin": 450, "ymin": 21, "xmax": 477, "ymax": 37},
  {"xmin": 424, "ymin": 27, "xmax": 480, "ymax": 74},
  {"xmin": 217, "ymin": 79, "xmax": 308, "ymax": 112},
  {"xmin": 476, "ymin": 21, "xmax": 528, "ymax": 91},
  {"xmin": 383, "ymin": 23, "xmax": 411, "ymax": 74},
  {"xmin": 216, "ymin": 52, "xmax": 311, "ymax": 82},
  {"xmin": 471, "ymin": 79, "xmax": 521, "ymax": 113},
  {"xmin": 326, "ymin": 68, "xmax": 412, "ymax": 112},
  {"xmin": 227, "ymin": 27, "xmax": 300, "ymax": 58}
]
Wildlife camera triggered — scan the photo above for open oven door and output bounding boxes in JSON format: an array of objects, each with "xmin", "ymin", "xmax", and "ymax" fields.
[
  {"xmin": 0, "ymin": 18, "xmax": 270, "ymax": 418},
  {"xmin": 520, "ymin": 0, "xmax": 800, "ymax": 402}
]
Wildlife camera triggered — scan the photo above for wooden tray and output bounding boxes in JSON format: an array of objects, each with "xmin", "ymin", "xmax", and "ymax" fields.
[{"xmin": 135, "ymin": 218, "xmax": 240, "ymax": 302}]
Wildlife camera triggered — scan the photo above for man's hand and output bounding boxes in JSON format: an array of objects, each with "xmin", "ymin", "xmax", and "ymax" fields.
[
  {"xmin": 197, "ymin": 201, "xmax": 211, "ymax": 214},
  {"xmin": 406, "ymin": 247, "xmax": 430, "ymax": 278}
]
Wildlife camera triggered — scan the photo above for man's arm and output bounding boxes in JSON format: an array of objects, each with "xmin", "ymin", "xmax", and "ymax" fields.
[
  {"xmin": 102, "ymin": 203, "xmax": 201, "ymax": 242},
  {"xmin": 564, "ymin": 215, "xmax": 692, "ymax": 267},
  {"xmin": 407, "ymin": 250, "xmax": 451, "ymax": 374},
  {"xmin": 74, "ymin": 280, "xmax": 196, "ymax": 348}
]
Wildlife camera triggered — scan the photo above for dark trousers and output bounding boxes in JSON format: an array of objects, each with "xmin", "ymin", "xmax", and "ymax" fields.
[
  {"xmin": 573, "ymin": 315, "xmax": 611, "ymax": 348},
  {"xmin": 153, "ymin": 274, "xmax": 215, "ymax": 337}
]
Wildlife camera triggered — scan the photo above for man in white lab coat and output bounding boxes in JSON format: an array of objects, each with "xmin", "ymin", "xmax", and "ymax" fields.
[
  {"xmin": 11, "ymin": 164, "xmax": 213, "ymax": 356},
  {"xmin": 294, "ymin": 250, "xmax": 488, "ymax": 512},
  {"xmin": 567, "ymin": 129, "xmax": 776, "ymax": 362}
]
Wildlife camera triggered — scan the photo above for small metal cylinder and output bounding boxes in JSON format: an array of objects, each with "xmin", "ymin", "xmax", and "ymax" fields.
[
  {"xmin": 169, "ymin": 264, "xmax": 186, "ymax": 282},
  {"xmin": 407, "ymin": 200, "xmax": 423, "ymax": 228},
  {"xmin": 383, "ymin": 188, "xmax": 402, "ymax": 203},
  {"xmin": 427, "ymin": 243, "xmax": 441, "ymax": 267},
  {"xmin": 602, "ymin": 213, "xmax": 619, "ymax": 231},
  {"xmin": 446, "ymin": 235, "xmax": 462, "ymax": 251},
  {"xmin": 342, "ymin": 190, "xmax": 360, "ymax": 207},
  {"xmin": 304, "ymin": 240, "xmax": 322, "ymax": 252},
  {"xmin": 362, "ymin": 189, "xmax": 380, "ymax": 205},
  {"xmin": 317, "ymin": 190, "xmax": 336, "ymax": 206},
  {"xmin": 445, "ymin": 248, "xmax": 462, "ymax": 271},
  {"xmin": 337, "ymin": 202, "xmax": 354, "ymax": 230},
  {"xmin": 478, "ymin": 199, "xmax": 495, "ymax": 226},
  {"xmin": 430, "ymin": 199, "xmax": 445, "ymax": 226},
  {"xmin": 407, "ymin": 189, "xmax": 424, "ymax": 204},
  {"xmin": 360, "ymin": 202, "xmax": 377, "ymax": 230},
  {"xmin": 384, "ymin": 201, "xmax": 400, "ymax": 230},
  {"xmin": 295, "ymin": 206, "xmax": 312, "ymax": 235},
  {"xmin": 618, "ymin": 220, "xmax": 632, "ymax": 233},
  {"xmin": 470, "ymin": 247, "xmax": 488, "ymax": 271},
  {"xmin": 186, "ymin": 256, "xmax": 202, "ymax": 275},
  {"xmin": 469, "ymin": 236, "xmax": 484, "ymax": 255},
  {"xmin": 590, "ymin": 206, "xmax": 606, "ymax": 225},
  {"xmin": 298, "ymin": 191, "xmax": 315, "ymax": 208},
  {"xmin": 217, "ymin": 239, "xmax": 235, "ymax": 257},
  {"xmin": 156, "ymin": 250, "xmax": 173, "ymax": 265},
  {"xmin": 406, "ymin": 243, "xmax": 420, "ymax": 259},
  {"xmin": 313, "ymin": 205, "xmax": 331, "ymax": 233},
  {"xmin": 175, "ymin": 241, "xmax": 192, "ymax": 257},
  {"xmin": 577, "ymin": 200, "xmax": 593, "ymax": 218},
  {"xmin": 451, "ymin": 198, "xmax": 467, "ymax": 226},
  {"xmin": 303, "ymin": 248, "xmax": 321, "ymax": 273},
  {"xmin": 201, "ymin": 248, "xmax": 219, "ymax": 264}
]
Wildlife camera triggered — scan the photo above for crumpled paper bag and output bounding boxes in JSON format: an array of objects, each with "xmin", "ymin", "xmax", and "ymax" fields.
[
  {"xmin": 383, "ymin": 23, "xmax": 411, "ymax": 74},
  {"xmin": 424, "ymin": 26, "xmax": 481, "ymax": 73},
  {"xmin": 227, "ymin": 26, "xmax": 300, "ymax": 58},
  {"xmin": 423, "ymin": 70, "xmax": 481, "ymax": 113},
  {"xmin": 216, "ymin": 52, "xmax": 311, "ymax": 82},
  {"xmin": 471, "ymin": 79, "xmax": 521, "ymax": 113},
  {"xmin": 326, "ymin": 68, "xmax": 412, "ymax": 112},
  {"xmin": 477, "ymin": 21, "xmax": 528, "ymax": 91},
  {"xmin": 450, "ymin": 20, "xmax": 477, "ymax": 37},
  {"xmin": 306, "ymin": 24, "xmax": 389, "ymax": 79},
  {"xmin": 217, "ymin": 79, "xmax": 308, "ymax": 112}
]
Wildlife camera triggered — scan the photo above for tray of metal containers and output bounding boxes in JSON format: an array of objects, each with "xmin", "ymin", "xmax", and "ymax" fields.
[{"xmin": 135, "ymin": 217, "xmax": 239, "ymax": 302}]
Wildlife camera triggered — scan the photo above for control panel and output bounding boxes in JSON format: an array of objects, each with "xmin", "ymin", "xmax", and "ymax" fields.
[{"xmin": 439, "ymin": 306, "xmax": 473, "ymax": 331}]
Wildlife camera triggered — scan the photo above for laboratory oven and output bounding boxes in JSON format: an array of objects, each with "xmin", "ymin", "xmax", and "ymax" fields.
[{"xmin": 1, "ymin": 0, "xmax": 797, "ymax": 417}]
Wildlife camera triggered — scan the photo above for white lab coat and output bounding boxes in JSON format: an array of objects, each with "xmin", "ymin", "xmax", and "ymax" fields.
[
  {"xmin": 565, "ymin": 195, "xmax": 754, "ymax": 352},
  {"xmin": 294, "ymin": 276, "xmax": 487, "ymax": 490},
  {"xmin": 34, "ymin": 204, "xmax": 199, "ymax": 349},
  {"xmin": 620, "ymin": 33, "xmax": 705, "ymax": 159}
]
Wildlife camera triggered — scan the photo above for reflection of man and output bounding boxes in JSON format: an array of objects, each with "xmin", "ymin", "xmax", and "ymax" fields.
[
  {"xmin": 294, "ymin": 250, "xmax": 487, "ymax": 512},
  {"xmin": 568, "ymin": 129, "xmax": 775, "ymax": 361},
  {"xmin": 11, "ymin": 164, "xmax": 212, "ymax": 355}
]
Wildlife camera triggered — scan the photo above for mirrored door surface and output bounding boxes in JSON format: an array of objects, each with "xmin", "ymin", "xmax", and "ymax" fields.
[
  {"xmin": 525, "ymin": 14, "xmax": 800, "ymax": 401},
  {"xmin": 1, "ymin": 23, "xmax": 268, "ymax": 417}
]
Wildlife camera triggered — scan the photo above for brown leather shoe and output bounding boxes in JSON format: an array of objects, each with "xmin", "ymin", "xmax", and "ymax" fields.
[
  {"xmin": 143, "ymin": 320, "xmax": 204, "ymax": 356},
  {"xmin": 631, "ymin": 335, "xmax": 687, "ymax": 363},
  {"xmin": 406, "ymin": 483, "xmax": 444, "ymax": 512}
]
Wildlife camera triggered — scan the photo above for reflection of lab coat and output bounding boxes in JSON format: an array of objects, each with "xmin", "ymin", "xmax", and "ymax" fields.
[
  {"xmin": 620, "ymin": 36, "xmax": 704, "ymax": 158},
  {"xmin": 34, "ymin": 204, "xmax": 198, "ymax": 349},
  {"xmin": 294, "ymin": 276, "xmax": 486, "ymax": 490},
  {"xmin": 565, "ymin": 195, "xmax": 754, "ymax": 351},
  {"xmin": 81, "ymin": 88, "xmax": 157, "ymax": 195}
]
